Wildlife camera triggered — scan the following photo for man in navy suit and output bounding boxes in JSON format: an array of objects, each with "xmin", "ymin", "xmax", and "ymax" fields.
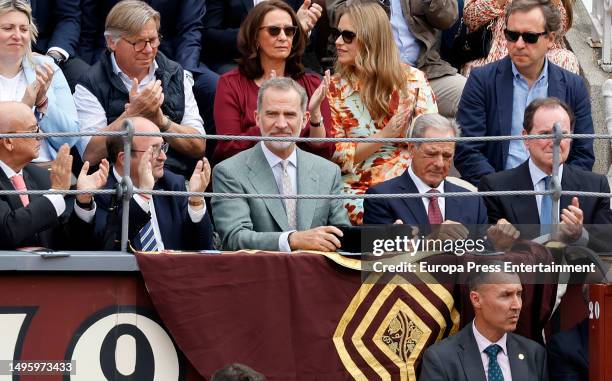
[
  {"xmin": 29, "ymin": 0, "xmax": 89, "ymax": 90},
  {"xmin": 202, "ymin": 0, "xmax": 323, "ymax": 74},
  {"xmin": 76, "ymin": 117, "xmax": 214, "ymax": 251},
  {"xmin": 364, "ymin": 114, "xmax": 488, "ymax": 235},
  {"xmin": 455, "ymin": 0, "xmax": 594, "ymax": 186}
]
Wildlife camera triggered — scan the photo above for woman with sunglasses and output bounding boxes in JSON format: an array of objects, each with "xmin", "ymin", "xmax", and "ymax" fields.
[
  {"xmin": 461, "ymin": 0, "xmax": 578, "ymax": 76},
  {"xmin": 0, "ymin": 0, "xmax": 79, "ymax": 164},
  {"xmin": 212, "ymin": 0, "xmax": 333, "ymax": 164},
  {"xmin": 328, "ymin": 2, "xmax": 437, "ymax": 225}
]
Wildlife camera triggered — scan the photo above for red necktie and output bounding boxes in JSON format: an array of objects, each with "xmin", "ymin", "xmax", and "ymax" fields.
[
  {"xmin": 11, "ymin": 174, "xmax": 29, "ymax": 207},
  {"xmin": 427, "ymin": 189, "xmax": 443, "ymax": 225}
]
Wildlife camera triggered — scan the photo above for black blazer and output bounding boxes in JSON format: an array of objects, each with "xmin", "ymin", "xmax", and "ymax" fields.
[
  {"xmin": 91, "ymin": 168, "xmax": 214, "ymax": 251},
  {"xmin": 547, "ymin": 319, "xmax": 588, "ymax": 381},
  {"xmin": 456, "ymin": 56, "xmax": 595, "ymax": 186},
  {"xmin": 0, "ymin": 164, "xmax": 74, "ymax": 249},
  {"xmin": 79, "ymin": 0, "xmax": 206, "ymax": 75},
  {"xmin": 420, "ymin": 323, "xmax": 549, "ymax": 381},
  {"xmin": 202, "ymin": 0, "xmax": 301, "ymax": 69},
  {"xmin": 30, "ymin": 0, "xmax": 81, "ymax": 57},
  {"xmin": 478, "ymin": 161, "xmax": 612, "ymax": 226},
  {"xmin": 363, "ymin": 170, "xmax": 488, "ymax": 228}
]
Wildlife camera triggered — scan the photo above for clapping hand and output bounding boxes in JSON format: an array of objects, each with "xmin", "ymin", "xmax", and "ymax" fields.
[
  {"xmin": 308, "ymin": 70, "xmax": 331, "ymax": 123},
  {"xmin": 381, "ymin": 107, "xmax": 412, "ymax": 139},
  {"xmin": 558, "ymin": 197, "xmax": 584, "ymax": 242},
  {"xmin": 126, "ymin": 78, "xmax": 164, "ymax": 119},
  {"xmin": 296, "ymin": 0, "xmax": 323, "ymax": 33},
  {"xmin": 76, "ymin": 159, "xmax": 110, "ymax": 205},
  {"xmin": 50, "ymin": 144, "xmax": 73, "ymax": 191},
  {"xmin": 22, "ymin": 63, "xmax": 55, "ymax": 108},
  {"xmin": 188, "ymin": 158, "xmax": 211, "ymax": 193},
  {"xmin": 137, "ymin": 147, "xmax": 155, "ymax": 191},
  {"xmin": 487, "ymin": 218, "xmax": 520, "ymax": 251}
]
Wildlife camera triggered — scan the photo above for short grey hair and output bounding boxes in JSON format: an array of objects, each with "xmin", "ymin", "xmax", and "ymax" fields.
[
  {"xmin": 409, "ymin": 113, "xmax": 460, "ymax": 147},
  {"xmin": 257, "ymin": 77, "xmax": 308, "ymax": 114},
  {"xmin": 104, "ymin": 0, "xmax": 160, "ymax": 43},
  {"xmin": 0, "ymin": 0, "xmax": 37, "ymax": 60}
]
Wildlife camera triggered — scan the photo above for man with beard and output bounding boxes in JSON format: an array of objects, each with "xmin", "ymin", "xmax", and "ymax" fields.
[{"xmin": 212, "ymin": 77, "xmax": 349, "ymax": 252}]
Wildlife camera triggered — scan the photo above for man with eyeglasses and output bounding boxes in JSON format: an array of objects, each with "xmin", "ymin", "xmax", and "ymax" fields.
[
  {"xmin": 455, "ymin": 0, "xmax": 594, "ymax": 186},
  {"xmin": 0, "ymin": 102, "xmax": 109, "ymax": 250},
  {"xmin": 327, "ymin": 0, "xmax": 466, "ymax": 118},
  {"xmin": 77, "ymin": 116, "xmax": 214, "ymax": 251},
  {"xmin": 74, "ymin": 0, "xmax": 207, "ymax": 178}
]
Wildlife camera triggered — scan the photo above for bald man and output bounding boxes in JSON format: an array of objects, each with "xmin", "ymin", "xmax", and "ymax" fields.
[
  {"xmin": 0, "ymin": 102, "xmax": 108, "ymax": 249},
  {"xmin": 77, "ymin": 117, "xmax": 213, "ymax": 251}
]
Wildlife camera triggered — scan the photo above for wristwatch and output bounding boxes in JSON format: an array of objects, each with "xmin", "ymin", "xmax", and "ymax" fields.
[{"xmin": 47, "ymin": 51, "xmax": 66, "ymax": 66}]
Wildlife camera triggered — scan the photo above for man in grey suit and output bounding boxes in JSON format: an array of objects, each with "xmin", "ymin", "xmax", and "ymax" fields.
[
  {"xmin": 420, "ymin": 267, "xmax": 548, "ymax": 380},
  {"xmin": 212, "ymin": 77, "xmax": 349, "ymax": 252}
]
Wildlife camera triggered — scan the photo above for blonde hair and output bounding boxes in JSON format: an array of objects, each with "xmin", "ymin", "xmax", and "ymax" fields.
[
  {"xmin": 0, "ymin": 0, "xmax": 38, "ymax": 61},
  {"xmin": 334, "ymin": 2, "xmax": 405, "ymax": 122},
  {"xmin": 104, "ymin": 0, "xmax": 160, "ymax": 42}
]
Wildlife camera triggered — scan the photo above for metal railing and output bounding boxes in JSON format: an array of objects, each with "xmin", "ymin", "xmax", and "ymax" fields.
[
  {"xmin": 587, "ymin": 0, "xmax": 612, "ymax": 72},
  {"xmin": 1, "ymin": 122, "xmax": 610, "ymax": 253}
]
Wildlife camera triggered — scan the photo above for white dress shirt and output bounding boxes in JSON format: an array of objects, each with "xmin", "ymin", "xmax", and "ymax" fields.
[
  {"xmin": 408, "ymin": 165, "xmax": 446, "ymax": 220},
  {"xmin": 473, "ymin": 320, "xmax": 512, "ymax": 381},
  {"xmin": 0, "ymin": 160, "xmax": 65, "ymax": 216},
  {"xmin": 261, "ymin": 143, "xmax": 298, "ymax": 252},
  {"xmin": 73, "ymin": 53, "xmax": 205, "ymax": 156}
]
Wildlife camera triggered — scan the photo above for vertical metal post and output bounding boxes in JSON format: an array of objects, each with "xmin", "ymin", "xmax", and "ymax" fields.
[
  {"xmin": 120, "ymin": 119, "xmax": 135, "ymax": 252},
  {"xmin": 551, "ymin": 122, "xmax": 562, "ymax": 235}
]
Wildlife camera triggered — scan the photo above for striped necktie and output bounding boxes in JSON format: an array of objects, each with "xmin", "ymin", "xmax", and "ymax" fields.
[{"xmin": 137, "ymin": 219, "xmax": 160, "ymax": 252}]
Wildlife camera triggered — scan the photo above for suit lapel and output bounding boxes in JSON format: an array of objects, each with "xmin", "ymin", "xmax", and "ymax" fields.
[
  {"xmin": 497, "ymin": 58, "xmax": 515, "ymax": 166},
  {"xmin": 559, "ymin": 165, "xmax": 575, "ymax": 212},
  {"xmin": 510, "ymin": 162, "xmax": 540, "ymax": 224},
  {"xmin": 296, "ymin": 149, "xmax": 317, "ymax": 230},
  {"xmin": 458, "ymin": 325, "xmax": 487, "ymax": 381},
  {"xmin": 247, "ymin": 144, "xmax": 290, "ymax": 231},
  {"xmin": 398, "ymin": 172, "xmax": 429, "ymax": 225},
  {"xmin": 0, "ymin": 167, "xmax": 24, "ymax": 210},
  {"xmin": 22, "ymin": 166, "xmax": 43, "ymax": 205},
  {"xmin": 444, "ymin": 182, "xmax": 462, "ymax": 223},
  {"xmin": 546, "ymin": 62, "xmax": 566, "ymax": 101},
  {"xmin": 507, "ymin": 334, "xmax": 528, "ymax": 380}
]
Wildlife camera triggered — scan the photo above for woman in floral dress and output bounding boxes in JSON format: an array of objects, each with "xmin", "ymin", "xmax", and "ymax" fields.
[{"xmin": 327, "ymin": 1, "xmax": 437, "ymax": 225}]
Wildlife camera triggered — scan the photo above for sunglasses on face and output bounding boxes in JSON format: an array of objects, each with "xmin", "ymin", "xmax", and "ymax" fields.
[
  {"xmin": 259, "ymin": 25, "xmax": 298, "ymax": 38},
  {"xmin": 330, "ymin": 28, "xmax": 356, "ymax": 44},
  {"xmin": 504, "ymin": 29, "xmax": 548, "ymax": 44}
]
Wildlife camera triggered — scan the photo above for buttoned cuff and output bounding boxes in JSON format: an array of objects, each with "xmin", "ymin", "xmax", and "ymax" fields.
[{"xmin": 279, "ymin": 230, "xmax": 296, "ymax": 252}]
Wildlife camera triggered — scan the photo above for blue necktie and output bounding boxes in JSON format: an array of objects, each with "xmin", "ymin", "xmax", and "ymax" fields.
[
  {"xmin": 137, "ymin": 220, "xmax": 160, "ymax": 251},
  {"xmin": 484, "ymin": 344, "xmax": 504, "ymax": 381},
  {"xmin": 540, "ymin": 176, "xmax": 552, "ymax": 235}
]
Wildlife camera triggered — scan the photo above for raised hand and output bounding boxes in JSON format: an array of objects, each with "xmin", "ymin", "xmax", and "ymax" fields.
[
  {"xmin": 308, "ymin": 70, "xmax": 331, "ymax": 121},
  {"xmin": 137, "ymin": 147, "xmax": 155, "ymax": 191},
  {"xmin": 50, "ymin": 144, "xmax": 73, "ymax": 191},
  {"xmin": 296, "ymin": 0, "xmax": 323, "ymax": 33},
  {"xmin": 487, "ymin": 218, "xmax": 520, "ymax": 251},
  {"xmin": 22, "ymin": 63, "xmax": 55, "ymax": 108},
  {"xmin": 126, "ymin": 78, "xmax": 164, "ymax": 119},
  {"xmin": 380, "ymin": 107, "xmax": 412, "ymax": 139},
  {"xmin": 559, "ymin": 197, "xmax": 583, "ymax": 242},
  {"xmin": 188, "ymin": 158, "xmax": 211, "ymax": 193},
  {"xmin": 76, "ymin": 159, "xmax": 110, "ymax": 204}
]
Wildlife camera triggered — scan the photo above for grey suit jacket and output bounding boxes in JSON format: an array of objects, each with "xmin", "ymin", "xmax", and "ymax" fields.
[
  {"xmin": 212, "ymin": 143, "xmax": 350, "ymax": 251},
  {"xmin": 419, "ymin": 323, "xmax": 548, "ymax": 381}
]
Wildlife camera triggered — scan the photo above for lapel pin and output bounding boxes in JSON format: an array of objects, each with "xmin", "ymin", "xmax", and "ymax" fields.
[{"xmin": 518, "ymin": 353, "xmax": 525, "ymax": 360}]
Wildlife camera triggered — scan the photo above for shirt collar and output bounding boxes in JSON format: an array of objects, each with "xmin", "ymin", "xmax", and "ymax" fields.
[
  {"xmin": 260, "ymin": 142, "xmax": 297, "ymax": 170},
  {"xmin": 472, "ymin": 320, "xmax": 508, "ymax": 356},
  {"xmin": 528, "ymin": 158, "xmax": 563, "ymax": 187},
  {"xmin": 0, "ymin": 159, "xmax": 21, "ymax": 178},
  {"xmin": 511, "ymin": 58, "xmax": 549, "ymax": 83},
  {"xmin": 408, "ymin": 165, "xmax": 444, "ymax": 194},
  {"xmin": 110, "ymin": 52, "xmax": 158, "ymax": 79}
]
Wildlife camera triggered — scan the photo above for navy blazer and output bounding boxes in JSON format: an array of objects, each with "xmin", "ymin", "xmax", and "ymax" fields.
[
  {"xmin": 202, "ymin": 0, "xmax": 301, "ymax": 69},
  {"xmin": 363, "ymin": 171, "xmax": 488, "ymax": 228},
  {"xmin": 79, "ymin": 0, "xmax": 206, "ymax": 75},
  {"xmin": 92, "ymin": 169, "xmax": 214, "ymax": 251},
  {"xmin": 30, "ymin": 0, "xmax": 81, "ymax": 58},
  {"xmin": 547, "ymin": 319, "xmax": 588, "ymax": 381},
  {"xmin": 456, "ymin": 56, "xmax": 594, "ymax": 186}
]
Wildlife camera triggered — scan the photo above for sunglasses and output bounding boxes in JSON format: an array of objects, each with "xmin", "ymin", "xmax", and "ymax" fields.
[
  {"xmin": 504, "ymin": 29, "xmax": 548, "ymax": 44},
  {"xmin": 330, "ymin": 28, "xmax": 356, "ymax": 44},
  {"xmin": 259, "ymin": 25, "xmax": 298, "ymax": 38}
]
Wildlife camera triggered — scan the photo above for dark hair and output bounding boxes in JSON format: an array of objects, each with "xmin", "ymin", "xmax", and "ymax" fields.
[
  {"xmin": 523, "ymin": 97, "xmax": 575, "ymax": 134},
  {"xmin": 237, "ymin": 0, "xmax": 306, "ymax": 80},
  {"xmin": 106, "ymin": 134, "xmax": 125, "ymax": 165},
  {"xmin": 467, "ymin": 260, "xmax": 520, "ymax": 292},
  {"xmin": 504, "ymin": 0, "xmax": 562, "ymax": 34},
  {"xmin": 211, "ymin": 363, "xmax": 267, "ymax": 381}
]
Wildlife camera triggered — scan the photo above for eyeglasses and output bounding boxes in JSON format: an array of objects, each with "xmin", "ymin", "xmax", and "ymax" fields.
[
  {"xmin": 3, "ymin": 124, "xmax": 41, "ymax": 140},
  {"xmin": 259, "ymin": 25, "xmax": 298, "ymax": 38},
  {"xmin": 504, "ymin": 29, "xmax": 548, "ymax": 44},
  {"xmin": 121, "ymin": 35, "xmax": 162, "ymax": 52},
  {"xmin": 330, "ymin": 28, "xmax": 356, "ymax": 44},
  {"xmin": 133, "ymin": 142, "xmax": 169, "ymax": 158}
]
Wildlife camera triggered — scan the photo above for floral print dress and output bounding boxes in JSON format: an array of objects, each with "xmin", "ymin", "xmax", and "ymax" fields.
[
  {"xmin": 327, "ymin": 64, "xmax": 438, "ymax": 225},
  {"xmin": 461, "ymin": 0, "xmax": 579, "ymax": 77}
]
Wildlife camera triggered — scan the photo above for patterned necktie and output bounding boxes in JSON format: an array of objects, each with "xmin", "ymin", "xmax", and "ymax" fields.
[
  {"xmin": 136, "ymin": 219, "xmax": 160, "ymax": 252},
  {"xmin": 11, "ymin": 174, "xmax": 29, "ymax": 207},
  {"xmin": 484, "ymin": 344, "xmax": 504, "ymax": 381},
  {"xmin": 540, "ymin": 176, "xmax": 552, "ymax": 235},
  {"xmin": 427, "ymin": 189, "xmax": 443, "ymax": 225},
  {"xmin": 280, "ymin": 160, "xmax": 297, "ymax": 230}
]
